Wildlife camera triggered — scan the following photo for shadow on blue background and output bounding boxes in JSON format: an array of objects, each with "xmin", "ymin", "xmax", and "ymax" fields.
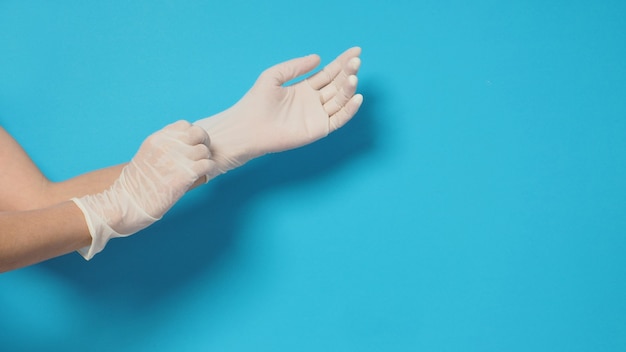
[{"xmin": 39, "ymin": 81, "xmax": 382, "ymax": 307}]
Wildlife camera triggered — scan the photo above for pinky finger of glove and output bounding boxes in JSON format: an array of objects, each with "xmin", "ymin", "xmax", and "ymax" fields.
[{"xmin": 329, "ymin": 93, "xmax": 363, "ymax": 132}]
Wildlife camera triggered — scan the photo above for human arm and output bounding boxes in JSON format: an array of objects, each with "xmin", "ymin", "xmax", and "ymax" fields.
[
  {"xmin": 194, "ymin": 46, "xmax": 363, "ymax": 179},
  {"xmin": 0, "ymin": 127, "xmax": 204, "ymax": 212},
  {"xmin": 0, "ymin": 121, "xmax": 212, "ymax": 271},
  {"xmin": 0, "ymin": 126, "xmax": 125, "ymax": 211},
  {"xmin": 0, "ymin": 128, "xmax": 119, "ymax": 271},
  {"xmin": 0, "ymin": 201, "xmax": 91, "ymax": 272}
]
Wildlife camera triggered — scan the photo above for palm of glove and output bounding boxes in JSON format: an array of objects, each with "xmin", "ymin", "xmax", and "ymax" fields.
[
  {"xmin": 250, "ymin": 78, "xmax": 330, "ymax": 151},
  {"xmin": 195, "ymin": 47, "xmax": 363, "ymax": 176}
]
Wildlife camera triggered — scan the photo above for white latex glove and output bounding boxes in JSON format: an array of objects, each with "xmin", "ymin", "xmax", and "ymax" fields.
[
  {"xmin": 194, "ymin": 46, "xmax": 363, "ymax": 179},
  {"xmin": 72, "ymin": 120, "xmax": 212, "ymax": 260}
]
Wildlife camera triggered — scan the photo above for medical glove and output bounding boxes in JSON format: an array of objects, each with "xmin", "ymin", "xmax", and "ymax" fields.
[
  {"xmin": 72, "ymin": 121, "xmax": 212, "ymax": 260},
  {"xmin": 194, "ymin": 47, "xmax": 363, "ymax": 179}
]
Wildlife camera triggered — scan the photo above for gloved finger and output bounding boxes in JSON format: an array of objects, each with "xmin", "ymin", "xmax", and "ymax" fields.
[
  {"xmin": 323, "ymin": 75, "xmax": 358, "ymax": 117},
  {"xmin": 329, "ymin": 94, "xmax": 363, "ymax": 132},
  {"xmin": 175, "ymin": 124, "xmax": 210, "ymax": 146},
  {"xmin": 318, "ymin": 57, "xmax": 361, "ymax": 104},
  {"xmin": 190, "ymin": 174, "xmax": 208, "ymax": 189},
  {"xmin": 259, "ymin": 54, "xmax": 321, "ymax": 87},
  {"xmin": 188, "ymin": 143, "xmax": 211, "ymax": 161},
  {"xmin": 164, "ymin": 119, "xmax": 193, "ymax": 132},
  {"xmin": 190, "ymin": 158, "xmax": 215, "ymax": 182},
  {"xmin": 307, "ymin": 47, "xmax": 361, "ymax": 90},
  {"xmin": 347, "ymin": 56, "xmax": 362, "ymax": 74}
]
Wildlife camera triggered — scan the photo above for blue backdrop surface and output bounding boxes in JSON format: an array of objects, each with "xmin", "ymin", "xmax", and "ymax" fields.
[{"xmin": 1, "ymin": 1, "xmax": 625, "ymax": 351}]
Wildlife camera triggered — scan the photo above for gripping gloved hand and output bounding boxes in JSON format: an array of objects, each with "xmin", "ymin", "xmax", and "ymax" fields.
[
  {"xmin": 194, "ymin": 46, "xmax": 363, "ymax": 179},
  {"xmin": 72, "ymin": 120, "xmax": 212, "ymax": 260}
]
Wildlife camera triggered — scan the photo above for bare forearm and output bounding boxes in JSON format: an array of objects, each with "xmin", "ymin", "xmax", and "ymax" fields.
[
  {"xmin": 0, "ymin": 122, "xmax": 209, "ymax": 271},
  {"xmin": 1, "ymin": 126, "xmax": 206, "ymax": 213},
  {"xmin": 0, "ymin": 201, "xmax": 91, "ymax": 272},
  {"xmin": 0, "ymin": 126, "xmax": 127, "ymax": 211},
  {"xmin": 44, "ymin": 164, "xmax": 205, "ymax": 209},
  {"xmin": 42, "ymin": 164, "xmax": 126, "ymax": 209}
]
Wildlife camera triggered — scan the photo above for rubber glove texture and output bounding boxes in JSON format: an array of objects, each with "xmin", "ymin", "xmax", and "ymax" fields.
[
  {"xmin": 194, "ymin": 47, "xmax": 363, "ymax": 179},
  {"xmin": 73, "ymin": 121, "xmax": 212, "ymax": 259}
]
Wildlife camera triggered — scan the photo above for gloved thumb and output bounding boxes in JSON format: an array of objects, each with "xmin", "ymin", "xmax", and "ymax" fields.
[{"xmin": 260, "ymin": 54, "xmax": 321, "ymax": 87}]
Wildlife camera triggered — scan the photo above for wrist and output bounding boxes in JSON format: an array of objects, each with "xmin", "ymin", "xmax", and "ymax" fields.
[{"xmin": 194, "ymin": 108, "xmax": 257, "ymax": 175}]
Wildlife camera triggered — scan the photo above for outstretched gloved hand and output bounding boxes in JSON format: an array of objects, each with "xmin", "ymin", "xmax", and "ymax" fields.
[
  {"xmin": 194, "ymin": 46, "xmax": 363, "ymax": 179},
  {"xmin": 72, "ymin": 120, "xmax": 212, "ymax": 259}
]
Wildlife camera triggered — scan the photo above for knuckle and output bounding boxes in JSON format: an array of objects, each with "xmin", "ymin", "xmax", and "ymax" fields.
[
  {"xmin": 191, "ymin": 125, "xmax": 210, "ymax": 141},
  {"xmin": 176, "ymin": 119, "xmax": 192, "ymax": 128},
  {"xmin": 167, "ymin": 120, "xmax": 191, "ymax": 132},
  {"xmin": 143, "ymin": 133, "xmax": 161, "ymax": 148},
  {"xmin": 196, "ymin": 143, "xmax": 211, "ymax": 158}
]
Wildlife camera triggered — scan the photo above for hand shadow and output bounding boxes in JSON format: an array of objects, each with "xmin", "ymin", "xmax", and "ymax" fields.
[{"xmin": 39, "ymin": 81, "xmax": 382, "ymax": 309}]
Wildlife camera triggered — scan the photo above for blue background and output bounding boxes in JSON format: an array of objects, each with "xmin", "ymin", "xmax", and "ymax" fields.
[{"xmin": 1, "ymin": 0, "xmax": 625, "ymax": 351}]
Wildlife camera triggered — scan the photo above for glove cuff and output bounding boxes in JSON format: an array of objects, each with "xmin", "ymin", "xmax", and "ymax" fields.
[{"xmin": 72, "ymin": 197, "xmax": 123, "ymax": 260}]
